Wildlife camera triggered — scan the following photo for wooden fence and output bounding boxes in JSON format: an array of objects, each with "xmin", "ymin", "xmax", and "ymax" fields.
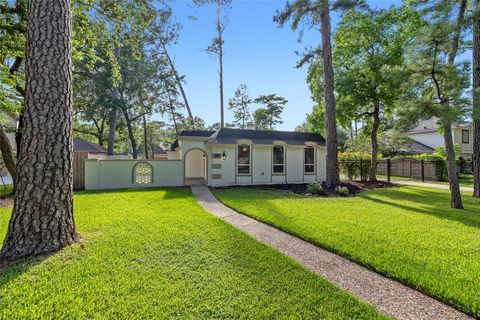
[
  {"xmin": 73, "ymin": 152, "xmax": 87, "ymax": 190},
  {"xmin": 376, "ymin": 158, "xmax": 439, "ymax": 181}
]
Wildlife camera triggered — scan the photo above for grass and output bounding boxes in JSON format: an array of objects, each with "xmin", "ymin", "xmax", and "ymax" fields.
[
  {"xmin": 0, "ymin": 188, "xmax": 386, "ymax": 319},
  {"xmin": 213, "ymin": 185, "xmax": 480, "ymax": 317},
  {"xmin": 0, "ymin": 184, "xmax": 13, "ymax": 197}
]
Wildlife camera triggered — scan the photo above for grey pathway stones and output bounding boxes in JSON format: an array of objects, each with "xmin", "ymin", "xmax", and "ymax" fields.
[{"xmin": 191, "ymin": 185, "xmax": 472, "ymax": 320}]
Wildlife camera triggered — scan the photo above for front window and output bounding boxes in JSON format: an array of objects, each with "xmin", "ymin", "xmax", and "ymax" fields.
[
  {"xmin": 304, "ymin": 147, "xmax": 315, "ymax": 173},
  {"xmin": 272, "ymin": 145, "xmax": 285, "ymax": 174},
  {"xmin": 462, "ymin": 130, "xmax": 469, "ymax": 144},
  {"xmin": 237, "ymin": 145, "xmax": 250, "ymax": 175}
]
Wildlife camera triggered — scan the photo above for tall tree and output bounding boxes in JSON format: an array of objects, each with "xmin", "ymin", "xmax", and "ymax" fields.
[
  {"xmin": 228, "ymin": 84, "xmax": 251, "ymax": 129},
  {"xmin": 0, "ymin": 0, "xmax": 78, "ymax": 262},
  {"xmin": 398, "ymin": 0, "xmax": 469, "ymax": 209},
  {"xmin": 254, "ymin": 94, "xmax": 287, "ymax": 130},
  {"xmin": 275, "ymin": 0, "xmax": 358, "ymax": 187},
  {"xmin": 332, "ymin": 7, "xmax": 419, "ymax": 181},
  {"xmin": 473, "ymin": 0, "xmax": 480, "ymax": 198},
  {"xmin": 195, "ymin": 0, "xmax": 231, "ymax": 128}
]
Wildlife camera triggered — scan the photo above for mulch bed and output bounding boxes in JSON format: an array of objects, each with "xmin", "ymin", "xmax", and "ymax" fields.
[{"xmin": 221, "ymin": 180, "xmax": 395, "ymax": 197}]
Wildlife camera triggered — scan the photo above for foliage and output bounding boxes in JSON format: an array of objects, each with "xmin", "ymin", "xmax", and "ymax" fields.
[
  {"xmin": 214, "ymin": 186, "xmax": 480, "ymax": 317},
  {"xmin": 253, "ymin": 94, "xmax": 287, "ymax": 130},
  {"xmin": 344, "ymin": 130, "xmax": 415, "ymax": 157},
  {"xmin": 0, "ymin": 188, "xmax": 384, "ymax": 319},
  {"xmin": 338, "ymin": 152, "xmax": 372, "ymax": 180},
  {"xmin": 228, "ymin": 84, "xmax": 251, "ymax": 129},
  {"xmin": 334, "ymin": 186, "xmax": 349, "ymax": 196},
  {"xmin": 306, "ymin": 182, "xmax": 325, "ymax": 195}
]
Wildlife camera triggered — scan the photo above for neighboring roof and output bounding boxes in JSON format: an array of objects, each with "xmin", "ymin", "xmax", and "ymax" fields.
[
  {"xmin": 207, "ymin": 128, "xmax": 325, "ymax": 145},
  {"xmin": 404, "ymin": 140, "xmax": 435, "ymax": 154},
  {"xmin": 179, "ymin": 130, "xmax": 216, "ymax": 137},
  {"xmin": 74, "ymin": 137, "xmax": 107, "ymax": 153},
  {"xmin": 407, "ymin": 117, "xmax": 472, "ymax": 134},
  {"xmin": 136, "ymin": 145, "xmax": 166, "ymax": 155},
  {"xmin": 407, "ymin": 118, "xmax": 438, "ymax": 134}
]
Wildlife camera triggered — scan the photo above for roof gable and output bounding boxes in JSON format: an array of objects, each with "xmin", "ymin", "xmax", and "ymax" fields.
[{"xmin": 74, "ymin": 137, "xmax": 107, "ymax": 153}]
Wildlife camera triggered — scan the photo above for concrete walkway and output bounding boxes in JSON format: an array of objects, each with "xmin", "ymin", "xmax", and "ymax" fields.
[
  {"xmin": 390, "ymin": 180, "xmax": 474, "ymax": 192},
  {"xmin": 191, "ymin": 186, "xmax": 472, "ymax": 320}
]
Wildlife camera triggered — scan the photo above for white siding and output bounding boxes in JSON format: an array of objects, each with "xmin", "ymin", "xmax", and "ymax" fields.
[
  {"xmin": 406, "ymin": 131, "xmax": 444, "ymax": 149},
  {"xmin": 286, "ymin": 147, "xmax": 304, "ymax": 183}
]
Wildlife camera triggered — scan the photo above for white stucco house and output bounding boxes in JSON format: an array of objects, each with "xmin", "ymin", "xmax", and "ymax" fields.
[
  {"xmin": 85, "ymin": 128, "xmax": 327, "ymax": 190},
  {"xmin": 406, "ymin": 118, "xmax": 474, "ymax": 159}
]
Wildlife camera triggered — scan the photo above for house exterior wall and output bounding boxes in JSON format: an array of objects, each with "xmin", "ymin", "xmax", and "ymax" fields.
[
  {"xmin": 406, "ymin": 131, "xmax": 444, "ymax": 149},
  {"xmin": 85, "ymin": 159, "xmax": 183, "ymax": 190},
  {"xmin": 185, "ymin": 149, "xmax": 206, "ymax": 178},
  {"xmin": 453, "ymin": 127, "xmax": 473, "ymax": 157}
]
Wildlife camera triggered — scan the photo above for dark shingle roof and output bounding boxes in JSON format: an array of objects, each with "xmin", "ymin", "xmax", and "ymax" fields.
[
  {"xmin": 170, "ymin": 140, "xmax": 179, "ymax": 151},
  {"xmin": 179, "ymin": 130, "xmax": 215, "ymax": 137},
  {"xmin": 207, "ymin": 128, "xmax": 325, "ymax": 145},
  {"xmin": 405, "ymin": 140, "xmax": 435, "ymax": 154},
  {"xmin": 74, "ymin": 137, "xmax": 107, "ymax": 153},
  {"xmin": 136, "ymin": 145, "xmax": 166, "ymax": 155}
]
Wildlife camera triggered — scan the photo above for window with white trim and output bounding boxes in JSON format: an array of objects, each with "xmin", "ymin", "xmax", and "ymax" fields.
[
  {"xmin": 237, "ymin": 145, "xmax": 250, "ymax": 175},
  {"xmin": 304, "ymin": 147, "xmax": 315, "ymax": 173},
  {"xmin": 272, "ymin": 145, "xmax": 285, "ymax": 174},
  {"xmin": 462, "ymin": 130, "xmax": 469, "ymax": 144}
]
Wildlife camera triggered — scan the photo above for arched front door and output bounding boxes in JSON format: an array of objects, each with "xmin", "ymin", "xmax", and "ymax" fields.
[{"xmin": 184, "ymin": 148, "xmax": 208, "ymax": 185}]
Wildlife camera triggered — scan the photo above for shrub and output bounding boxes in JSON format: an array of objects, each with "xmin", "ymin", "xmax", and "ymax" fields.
[
  {"xmin": 338, "ymin": 152, "xmax": 374, "ymax": 181},
  {"xmin": 410, "ymin": 146, "xmax": 449, "ymax": 181},
  {"xmin": 306, "ymin": 182, "xmax": 325, "ymax": 195},
  {"xmin": 335, "ymin": 186, "xmax": 349, "ymax": 196}
]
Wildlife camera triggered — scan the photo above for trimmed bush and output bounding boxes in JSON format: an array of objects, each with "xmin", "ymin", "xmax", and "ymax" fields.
[
  {"xmin": 306, "ymin": 182, "xmax": 325, "ymax": 195},
  {"xmin": 335, "ymin": 186, "xmax": 349, "ymax": 196}
]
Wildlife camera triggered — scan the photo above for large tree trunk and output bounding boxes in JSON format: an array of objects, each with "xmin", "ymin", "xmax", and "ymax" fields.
[
  {"xmin": 0, "ymin": 0, "xmax": 79, "ymax": 262},
  {"xmin": 161, "ymin": 41, "xmax": 194, "ymax": 125},
  {"xmin": 320, "ymin": 4, "xmax": 340, "ymax": 188},
  {"xmin": 369, "ymin": 105, "xmax": 380, "ymax": 182},
  {"xmin": 122, "ymin": 106, "xmax": 137, "ymax": 159},
  {"xmin": 473, "ymin": 0, "xmax": 480, "ymax": 198},
  {"xmin": 0, "ymin": 125, "xmax": 17, "ymax": 188},
  {"xmin": 443, "ymin": 121, "xmax": 463, "ymax": 209},
  {"xmin": 107, "ymin": 44, "xmax": 121, "ymax": 156},
  {"xmin": 217, "ymin": 2, "xmax": 225, "ymax": 128},
  {"xmin": 142, "ymin": 113, "xmax": 149, "ymax": 159}
]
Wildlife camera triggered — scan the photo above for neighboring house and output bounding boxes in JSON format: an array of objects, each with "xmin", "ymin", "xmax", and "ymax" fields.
[
  {"xmin": 73, "ymin": 137, "xmax": 107, "ymax": 158},
  {"xmin": 85, "ymin": 128, "xmax": 327, "ymax": 189},
  {"xmin": 136, "ymin": 145, "xmax": 169, "ymax": 160},
  {"xmin": 405, "ymin": 118, "xmax": 474, "ymax": 159}
]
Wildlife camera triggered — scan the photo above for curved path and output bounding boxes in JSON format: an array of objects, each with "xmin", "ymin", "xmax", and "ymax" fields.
[{"xmin": 191, "ymin": 186, "xmax": 472, "ymax": 320}]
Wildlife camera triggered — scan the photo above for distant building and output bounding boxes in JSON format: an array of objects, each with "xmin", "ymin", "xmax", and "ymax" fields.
[{"xmin": 405, "ymin": 118, "xmax": 473, "ymax": 159}]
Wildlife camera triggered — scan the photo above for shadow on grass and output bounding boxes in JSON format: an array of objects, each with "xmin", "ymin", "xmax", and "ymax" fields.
[
  {"xmin": 77, "ymin": 186, "xmax": 192, "ymax": 200},
  {"xmin": 358, "ymin": 187, "xmax": 480, "ymax": 229},
  {"xmin": 0, "ymin": 253, "xmax": 51, "ymax": 290}
]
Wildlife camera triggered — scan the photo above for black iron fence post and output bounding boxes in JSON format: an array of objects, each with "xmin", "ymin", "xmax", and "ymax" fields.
[
  {"xmin": 360, "ymin": 158, "xmax": 363, "ymax": 181},
  {"xmin": 421, "ymin": 159, "xmax": 425, "ymax": 182},
  {"xmin": 387, "ymin": 158, "xmax": 391, "ymax": 183}
]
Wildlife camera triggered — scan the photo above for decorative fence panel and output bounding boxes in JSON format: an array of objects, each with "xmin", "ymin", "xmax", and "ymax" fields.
[
  {"xmin": 85, "ymin": 159, "xmax": 184, "ymax": 190},
  {"xmin": 377, "ymin": 159, "xmax": 439, "ymax": 181}
]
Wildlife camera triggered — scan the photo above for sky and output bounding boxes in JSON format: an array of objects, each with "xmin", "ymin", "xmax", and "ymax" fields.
[{"xmin": 160, "ymin": 0, "xmax": 402, "ymax": 131}]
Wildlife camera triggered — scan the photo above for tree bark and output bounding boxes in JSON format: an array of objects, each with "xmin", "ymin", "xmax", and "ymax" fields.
[
  {"xmin": 369, "ymin": 105, "xmax": 380, "ymax": 182},
  {"xmin": 320, "ymin": 4, "xmax": 340, "ymax": 188},
  {"xmin": 0, "ymin": 125, "xmax": 17, "ymax": 188},
  {"xmin": 0, "ymin": 0, "xmax": 79, "ymax": 262},
  {"xmin": 142, "ymin": 113, "xmax": 149, "ymax": 159},
  {"xmin": 121, "ymin": 106, "xmax": 137, "ymax": 159},
  {"xmin": 160, "ymin": 41, "xmax": 194, "ymax": 125},
  {"xmin": 473, "ymin": 0, "xmax": 480, "ymax": 198},
  {"xmin": 107, "ymin": 44, "xmax": 121, "ymax": 156},
  {"xmin": 442, "ymin": 121, "xmax": 463, "ymax": 208}
]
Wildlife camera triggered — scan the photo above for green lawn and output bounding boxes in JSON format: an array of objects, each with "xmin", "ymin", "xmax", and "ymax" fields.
[
  {"xmin": 0, "ymin": 184, "xmax": 13, "ymax": 197},
  {"xmin": 0, "ymin": 188, "xmax": 385, "ymax": 319},
  {"xmin": 376, "ymin": 173, "xmax": 474, "ymax": 188},
  {"xmin": 213, "ymin": 186, "xmax": 480, "ymax": 317}
]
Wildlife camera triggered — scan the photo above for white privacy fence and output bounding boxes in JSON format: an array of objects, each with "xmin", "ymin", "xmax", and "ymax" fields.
[{"xmin": 85, "ymin": 159, "xmax": 184, "ymax": 190}]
